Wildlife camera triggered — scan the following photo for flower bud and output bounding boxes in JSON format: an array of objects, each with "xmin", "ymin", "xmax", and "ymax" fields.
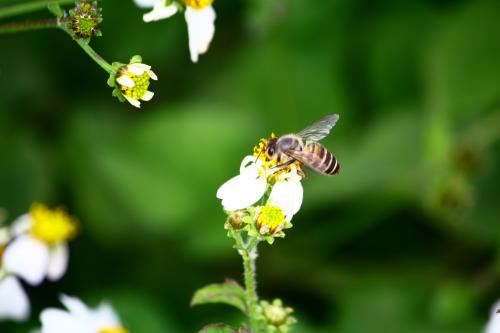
[{"xmin": 69, "ymin": 0, "xmax": 103, "ymax": 39}]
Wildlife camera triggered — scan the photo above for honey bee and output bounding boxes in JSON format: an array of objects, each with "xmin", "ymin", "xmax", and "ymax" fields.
[{"xmin": 265, "ymin": 114, "xmax": 340, "ymax": 175}]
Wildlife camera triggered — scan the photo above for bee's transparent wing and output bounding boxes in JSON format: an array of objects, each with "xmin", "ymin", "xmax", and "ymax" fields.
[{"xmin": 297, "ymin": 114, "xmax": 339, "ymax": 142}]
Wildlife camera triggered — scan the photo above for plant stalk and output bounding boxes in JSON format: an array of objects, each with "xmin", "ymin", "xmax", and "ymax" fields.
[
  {"xmin": 0, "ymin": 18, "xmax": 57, "ymax": 33},
  {"xmin": 237, "ymin": 234, "xmax": 260, "ymax": 332},
  {"xmin": 0, "ymin": 0, "xmax": 73, "ymax": 20}
]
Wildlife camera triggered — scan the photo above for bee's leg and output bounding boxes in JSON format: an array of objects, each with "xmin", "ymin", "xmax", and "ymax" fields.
[{"xmin": 271, "ymin": 159, "xmax": 295, "ymax": 170}]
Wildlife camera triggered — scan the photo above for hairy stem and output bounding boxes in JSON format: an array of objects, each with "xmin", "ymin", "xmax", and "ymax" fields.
[
  {"xmin": 0, "ymin": 18, "xmax": 57, "ymax": 33},
  {"xmin": 0, "ymin": 0, "xmax": 73, "ymax": 20},
  {"xmin": 237, "ymin": 233, "xmax": 260, "ymax": 332}
]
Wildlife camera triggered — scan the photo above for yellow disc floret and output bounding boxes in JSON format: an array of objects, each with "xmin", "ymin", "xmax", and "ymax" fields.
[
  {"xmin": 30, "ymin": 203, "xmax": 77, "ymax": 245},
  {"xmin": 100, "ymin": 327, "xmax": 129, "ymax": 333},
  {"xmin": 184, "ymin": 0, "xmax": 214, "ymax": 10},
  {"xmin": 119, "ymin": 71, "xmax": 150, "ymax": 100},
  {"xmin": 255, "ymin": 205, "xmax": 286, "ymax": 234}
]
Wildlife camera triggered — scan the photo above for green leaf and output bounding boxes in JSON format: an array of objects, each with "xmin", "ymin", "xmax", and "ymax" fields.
[
  {"xmin": 191, "ymin": 279, "xmax": 246, "ymax": 313},
  {"xmin": 198, "ymin": 323, "xmax": 237, "ymax": 333},
  {"xmin": 47, "ymin": 2, "xmax": 63, "ymax": 17}
]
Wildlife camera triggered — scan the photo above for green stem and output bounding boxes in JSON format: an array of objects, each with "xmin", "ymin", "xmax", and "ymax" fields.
[
  {"xmin": 236, "ymin": 233, "xmax": 260, "ymax": 332},
  {"xmin": 0, "ymin": 0, "xmax": 73, "ymax": 20},
  {"xmin": 0, "ymin": 18, "xmax": 57, "ymax": 33},
  {"xmin": 74, "ymin": 37, "xmax": 113, "ymax": 74}
]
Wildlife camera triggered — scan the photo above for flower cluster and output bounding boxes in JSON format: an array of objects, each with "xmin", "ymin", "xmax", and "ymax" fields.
[
  {"xmin": 256, "ymin": 299, "xmax": 296, "ymax": 333},
  {"xmin": 69, "ymin": 0, "xmax": 103, "ymax": 39},
  {"xmin": 108, "ymin": 55, "xmax": 158, "ymax": 108},
  {"xmin": 217, "ymin": 134, "xmax": 304, "ymax": 243},
  {"xmin": 134, "ymin": 0, "xmax": 216, "ymax": 63},
  {"xmin": 38, "ymin": 295, "xmax": 128, "ymax": 333},
  {"xmin": 0, "ymin": 203, "xmax": 77, "ymax": 321}
]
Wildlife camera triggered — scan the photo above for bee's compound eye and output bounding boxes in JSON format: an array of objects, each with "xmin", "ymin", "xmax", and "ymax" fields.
[{"xmin": 268, "ymin": 146, "xmax": 275, "ymax": 156}]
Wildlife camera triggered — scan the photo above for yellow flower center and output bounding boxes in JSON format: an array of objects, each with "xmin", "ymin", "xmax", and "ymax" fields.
[
  {"xmin": 119, "ymin": 69, "xmax": 151, "ymax": 100},
  {"xmin": 183, "ymin": 0, "xmax": 214, "ymax": 10},
  {"xmin": 252, "ymin": 134, "xmax": 303, "ymax": 182},
  {"xmin": 99, "ymin": 327, "xmax": 129, "ymax": 333},
  {"xmin": 30, "ymin": 203, "xmax": 77, "ymax": 245},
  {"xmin": 264, "ymin": 304, "xmax": 287, "ymax": 326},
  {"xmin": 255, "ymin": 206, "xmax": 286, "ymax": 234}
]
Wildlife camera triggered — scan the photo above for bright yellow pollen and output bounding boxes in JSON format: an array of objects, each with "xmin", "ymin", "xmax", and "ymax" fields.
[
  {"xmin": 30, "ymin": 203, "xmax": 77, "ymax": 245},
  {"xmin": 252, "ymin": 134, "xmax": 303, "ymax": 182},
  {"xmin": 255, "ymin": 206, "xmax": 286, "ymax": 234},
  {"xmin": 99, "ymin": 327, "xmax": 129, "ymax": 333},
  {"xmin": 184, "ymin": 0, "xmax": 214, "ymax": 10}
]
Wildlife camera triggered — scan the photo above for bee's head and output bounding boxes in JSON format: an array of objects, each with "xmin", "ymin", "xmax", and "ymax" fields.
[{"xmin": 266, "ymin": 137, "xmax": 278, "ymax": 159}]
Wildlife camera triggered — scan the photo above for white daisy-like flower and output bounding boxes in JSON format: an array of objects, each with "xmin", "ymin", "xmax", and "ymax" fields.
[
  {"xmin": 3, "ymin": 203, "xmax": 77, "ymax": 286},
  {"xmin": 484, "ymin": 300, "xmax": 500, "ymax": 333},
  {"xmin": 216, "ymin": 136, "xmax": 304, "ymax": 221},
  {"xmin": 115, "ymin": 61, "xmax": 157, "ymax": 108},
  {"xmin": 40, "ymin": 294, "xmax": 128, "ymax": 333},
  {"xmin": 134, "ymin": 0, "xmax": 216, "ymax": 63}
]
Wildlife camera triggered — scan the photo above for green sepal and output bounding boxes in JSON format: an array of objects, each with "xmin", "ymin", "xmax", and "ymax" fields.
[
  {"xmin": 130, "ymin": 55, "xmax": 143, "ymax": 64},
  {"xmin": 191, "ymin": 279, "xmax": 247, "ymax": 314},
  {"xmin": 47, "ymin": 2, "xmax": 64, "ymax": 17},
  {"xmin": 112, "ymin": 88, "xmax": 125, "ymax": 102},
  {"xmin": 164, "ymin": 0, "xmax": 175, "ymax": 6}
]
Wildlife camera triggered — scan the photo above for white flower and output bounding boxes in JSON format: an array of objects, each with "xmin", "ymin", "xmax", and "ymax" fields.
[
  {"xmin": 217, "ymin": 155, "xmax": 304, "ymax": 220},
  {"xmin": 135, "ymin": 0, "xmax": 216, "ymax": 63},
  {"xmin": 0, "ymin": 276, "xmax": 30, "ymax": 321},
  {"xmin": 40, "ymin": 295, "xmax": 126, "ymax": 333},
  {"xmin": 115, "ymin": 61, "xmax": 158, "ymax": 108},
  {"xmin": 2, "ymin": 204, "xmax": 77, "ymax": 286},
  {"xmin": 484, "ymin": 301, "xmax": 500, "ymax": 333}
]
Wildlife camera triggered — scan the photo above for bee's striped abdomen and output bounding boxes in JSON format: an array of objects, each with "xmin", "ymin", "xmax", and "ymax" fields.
[{"xmin": 305, "ymin": 143, "xmax": 340, "ymax": 175}]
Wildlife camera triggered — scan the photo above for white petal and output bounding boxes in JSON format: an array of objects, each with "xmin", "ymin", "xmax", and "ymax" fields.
[
  {"xmin": 0, "ymin": 276, "xmax": 30, "ymax": 321},
  {"xmin": 141, "ymin": 91, "xmax": 154, "ymax": 101},
  {"xmin": 92, "ymin": 302, "xmax": 122, "ymax": 328},
  {"xmin": 47, "ymin": 244, "xmax": 69, "ymax": 281},
  {"xmin": 217, "ymin": 171, "xmax": 267, "ymax": 211},
  {"xmin": 185, "ymin": 6, "xmax": 216, "ymax": 63},
  {"xmin": 143, "ymin": 2, "xmax": 178, "ymax": 22},
  {"xmin": 133, "ymin": 0, "xmax": 161, "ymax": 8},
  {"xmin": 268, "ymin": 179, "xmax": 303, "ymax": 221},
  {"xmin": 10, "ymin": 213, "xmax": 32, "ymax": 237},
  {"xmin": 126, "ymin": 64, "xmax": 146, "ymax": 75},
  {"xmin": 40, "ymin": 309, "xmax": 84, "ymax": 333},
  {"xmin": 116, "ymin": 75, "xmax": 135, "ymax": 88},
  {"xmin": 59, "ymin": 295, "xmax": 91, "ymax": 318},
  {"xmin": 124, "ymin": 95, "xmax": 141, "ymax": 108},
  {"xmin": 3, "ymin": 236, "xmax": 50, "ymax": 285},
  {"xmin": 485, "ymin": 301, "xmax": 500, "ymax": 333},
  {"xmin": 147, "ymin": 70, "xmax": 158, "ymax": 81}
]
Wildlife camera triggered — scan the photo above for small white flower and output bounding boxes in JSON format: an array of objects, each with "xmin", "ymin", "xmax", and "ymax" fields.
[
  {"xmin": 2, "ymin": 204, "xmax": 77, "ymax": 286},
  {"xmin": 0, "ymin": 276, "xmax": 30, "ymax": 321},
  {"xmin": 135, "ymin": 0, "xmax": 216, "ymax": 63},
  {"xmin": 115, "ymin": 61, "xmax": 158, "ymax": 108},
  {"xmin": 217, "ymin": 154, "xmax": 304, "ymax": 220},
  {"xmin": 484, "ymin": 301, "xmax": 500, "ymax": 333},
  {"xmin": 40, "ymin": 294, "xmax": 127, "ymax": 333}
]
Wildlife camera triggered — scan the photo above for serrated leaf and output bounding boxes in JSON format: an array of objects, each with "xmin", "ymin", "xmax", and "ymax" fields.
[
  {"xmin": 198, "ymin": 323, "xmax": 237, "ymax": 333},
  {"xmin": 191, "ymin": 279, "xmax": 246, "ymax": 313}
]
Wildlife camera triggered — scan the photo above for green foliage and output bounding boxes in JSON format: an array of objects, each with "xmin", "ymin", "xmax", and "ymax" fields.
[{"xmin": 191, "ymin": 279, "xmax": 247, "ymax": 314}]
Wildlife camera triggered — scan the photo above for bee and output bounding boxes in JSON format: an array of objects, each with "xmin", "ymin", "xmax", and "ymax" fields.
[{"xmin": 265, "ymin": 114, "xmax": 340, "ymax": 175}]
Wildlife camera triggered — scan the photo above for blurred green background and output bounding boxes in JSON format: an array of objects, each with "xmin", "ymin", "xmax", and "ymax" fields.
[{"xmin": 1, "ymin": 0, "xmax": 500, "ymax": 332}]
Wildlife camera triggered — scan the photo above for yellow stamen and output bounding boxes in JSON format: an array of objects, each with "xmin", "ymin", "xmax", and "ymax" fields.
[
  {"xmin": 184, "ymin": 0, "xmax": 214, "ymax": 10},
  {"xmin": 255, "ymin": 206, "xmax": 286, "ymax": 234},
  {"xmin": 30, "ymin": 203, "xmax": 77, "ymax": 245},
  {"xmin": 100, "ymin": 327, "xmax": 129, "ymax": 333}
]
